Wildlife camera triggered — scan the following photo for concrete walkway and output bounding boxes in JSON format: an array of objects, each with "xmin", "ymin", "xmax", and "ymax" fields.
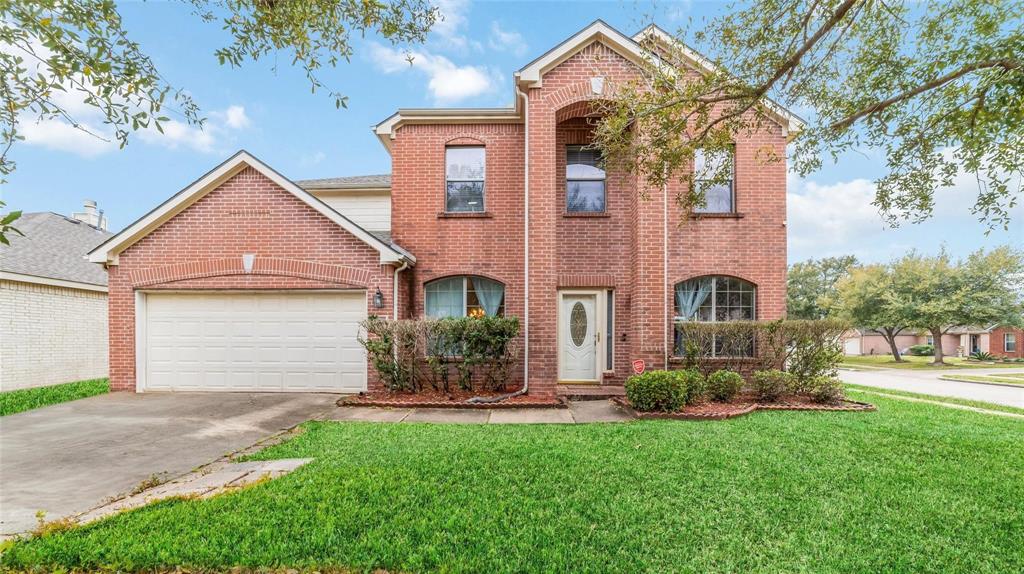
[
  {"xmin": 839, "ymin": 367, "xmax": 1024, "ymax": 408},
  {"xmin": 330, "ymin": 399, "xmax": 633, "ymax": 424}
]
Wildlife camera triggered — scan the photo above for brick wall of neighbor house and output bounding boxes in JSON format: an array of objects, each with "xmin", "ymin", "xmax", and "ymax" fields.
[
  {"xmin": 990, "ymin": 326, "xmax": 1023, "ymax": 358},
  {"xmin": 0, "ymin": 280, "xmax": 108, "ymax": 390},
  {"xmin": 106, "ymin": 166, "xmax": 394, "ymax": 392}
]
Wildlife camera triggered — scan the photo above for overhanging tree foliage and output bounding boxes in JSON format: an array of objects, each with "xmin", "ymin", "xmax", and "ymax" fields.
[
  {"xmin": 594, "ymin": 0, "xmax": 1023, "ymax": 226},
  {"xmin": 0, "ymin": 0, "xmax": 436, "ymax": 237}
]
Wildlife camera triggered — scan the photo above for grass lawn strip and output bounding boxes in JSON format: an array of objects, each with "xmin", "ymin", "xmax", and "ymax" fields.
[
  {"xmin": 844, "ymin": 384, "xmax": 1024, "ymax": 416},
  {"xmin": 0, "ymin": 378, "xmax": 109, "ymax": 417},
  {"xmin": 939, "ymin": 374, "xmax": 1024, "ymax": 387},
  {"xmin": 847, "ymin": 389, "xmax": 1023, "ymax": 419},
  {"xmin": 4, "ymin": 393, "xmax": 1022, "ymax": 573},
  {"xmin": 841, "ymin": 355, "xmax": 1024, "ymax": 370}
]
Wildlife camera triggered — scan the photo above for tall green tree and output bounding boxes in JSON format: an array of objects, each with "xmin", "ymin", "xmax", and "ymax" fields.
[
  {"xmin": 831, "ymin": 263, "xmax": 911, "ymax": 361},
  {"xmin": 890, "ymin": 247, "xmax": 1024, "ymax": 364},
  {"xmin": 787, "ymin": 255, "xmax": 858, "ymax": 319},
  {"xmin": 594, "ymin": 0, "xmax": 1022, "ymax": 227},
  {"xmin": 0, "ymin": 0, "xmax": 436, "ymax": 240}
]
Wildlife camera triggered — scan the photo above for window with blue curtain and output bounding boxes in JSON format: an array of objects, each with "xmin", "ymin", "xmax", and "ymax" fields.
[
  {"xmin": 425, "ymin": 276, "xmax": 505, "ymax": 317},
  {"xmin": 674, "ymin": 276, "xmax": 755, "ymax": 356}
]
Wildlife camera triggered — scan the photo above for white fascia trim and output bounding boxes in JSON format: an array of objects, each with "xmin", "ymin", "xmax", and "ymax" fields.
[
  {"xmin": 374, "ymin": 108, "xmax": 521, "ymax": 152},
  {"xmin": 88, "ymin": 150, "xmax": 413, "ymax": 266},
  {"xmin": 0, "ymin": 271, "xmax": 108, "ymax": 293},
  {"xmin": 517, "ymin": 20, "xmax": 648, "ymax": 88},
  {"xmin": 633, "ymin": 25, "xmax": 807, "ymax": 136}
]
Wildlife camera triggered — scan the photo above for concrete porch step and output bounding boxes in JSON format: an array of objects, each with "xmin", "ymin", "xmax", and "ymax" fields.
[{"xmin": 557, "ymin": 384, "xmax": 626, "ymax": 400}]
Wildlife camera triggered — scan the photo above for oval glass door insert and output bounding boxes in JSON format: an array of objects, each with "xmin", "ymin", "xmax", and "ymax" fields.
[{"xmin": 570, "ymin": 302, "xmax": 587, "ymax": 346}]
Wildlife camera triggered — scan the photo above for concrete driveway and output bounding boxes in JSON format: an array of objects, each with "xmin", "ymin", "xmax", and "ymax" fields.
[
  {"xmin": 839, "ymin": 367, "xmax": 1024, "ymax": 408},
  {"xmin": 0, "ymin": 392, "xmax": 339, "ymax": 537}
]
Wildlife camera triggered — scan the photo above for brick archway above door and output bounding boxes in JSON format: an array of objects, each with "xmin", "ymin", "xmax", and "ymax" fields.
[{"xmin": 129, "ymin": 257, "xmax": 373, "ymax": 288}]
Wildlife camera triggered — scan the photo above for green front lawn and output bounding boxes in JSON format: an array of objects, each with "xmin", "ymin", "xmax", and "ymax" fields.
[
  {"xmin": 4, "ymin": 392, "xmax": 1022, "ymax": 573},
  {"xmin": 0, "ymin": 378, "xmax": 109, "ymax": 417},
  {"xmin": 845, "ymin": 384, "xmax": 1024, "ymax": 416},
  {"xmin": 940, "ymin": 373, "xmax": 1024, "ymax": 387},
  {"xmin": 842, "ymin": 354, "xmax": 1024, "ymax": 370}
]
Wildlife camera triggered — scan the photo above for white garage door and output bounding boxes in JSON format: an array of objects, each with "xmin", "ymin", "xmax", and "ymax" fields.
[{"xmin": 143, "ymin": 291, "xmax": 366, "ymax": 392}]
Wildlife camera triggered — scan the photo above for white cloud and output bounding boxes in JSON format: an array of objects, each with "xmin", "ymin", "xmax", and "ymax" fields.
[
  {"xmin": 430, "ymin": 0, "xmax": 481, "ymax": 52},
  {"xmin": 217, "ymin": 105, "xmax": 251, "ymax": 130},
  {"xmin": 787, "ymin": 174, "xmax": 888, "ymax": 259},
  {"xmin": 300, "ymin": 151, "xmax": 327, "ymax": 166},
  {"xmin": 368, "ymin": 43, "xmax": 496, "ymax": 104},
  {"xmin": 488, "ymin": 22, "xmax": 527, "ymax": 57},
  {"xmin": 18, "ymin": 118, "xmax": 116, "ymax": 158},
  {"xmin": 137, "ymin": 105, "xmax": 250, "ymax": 153}
]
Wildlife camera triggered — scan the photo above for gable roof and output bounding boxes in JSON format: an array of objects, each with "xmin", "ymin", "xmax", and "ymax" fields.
[
  {"xmin": 297, "ymin": 174, "xmax": 391, "ymax": 191},
  {"xmin": 373, "ymin": 20, "xmax": 805, "ymax": 149},
  {"xmin": 0, "ymin": 212, "xmax": 113, "ymax": 288},
  {"xmin": 88, "ymin": 151, "xmax": 414, "ymax": 266}
]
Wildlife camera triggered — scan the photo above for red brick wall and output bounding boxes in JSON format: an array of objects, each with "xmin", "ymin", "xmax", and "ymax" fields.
[
  {"xmin": 990, "ymin": 326, "xmax": 1023, "ymax": 358},
  {"xmin": 386, "ymin": 40, "xmax": 789, "ymax": 397},
  {"xmin": 107, "ymin": 166, "xmax": 394, "ymax": 391}
]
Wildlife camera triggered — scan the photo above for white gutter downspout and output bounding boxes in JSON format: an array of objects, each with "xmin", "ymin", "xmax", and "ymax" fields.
[
  {"xmin": 393, "ymin": 260, "xmax": 409, "ymax": 320},
  {"xmin": 663, "ymin": 169, "xmax": 669, "ymax": 369},
  {"xmin": 468, "ymin": 84, "xmax": 529, "ymax": 404}
]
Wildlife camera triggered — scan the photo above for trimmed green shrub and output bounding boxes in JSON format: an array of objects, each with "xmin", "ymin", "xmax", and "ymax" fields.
[
  {"xmin": 625, "ymin": 371, "xmax": 687, "ymax": 412},
  {"xmin": 969, "ymin": 351, "xmax": 995, "ymax": 361},
  {"xmin": 908, "ymin": 344, "xmax": 934, "ymax": 356},
  {"xmin": 808, "ymin": 376, "xmax": 845, "ymax": 404},
  {"xmin": 677, "ymin": 369, "xmax": 707, "ymax": 404},
  {"xmin": 751, "ymin": 369, "xmax": 794, "ymax": 402},
  {"xmin": 707, "ymin": 370, "xmax": 744, "ymax": 402}
]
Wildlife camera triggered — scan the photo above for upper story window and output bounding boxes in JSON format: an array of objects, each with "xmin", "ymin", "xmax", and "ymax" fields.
[
  {"xmin": 1006, "ymin": 333, "xmax": 1017, "ymax": 353},
  {"xmin": 566, "ymin": 145, "xmax": 606, "ymax": 212},
  {"xmin": 693, "ymin": 147, "xmax": 735, "ymax": 213},
  {"xmin": 425, "ymin": 276, "xmax": 505, "ymax": 318},
  {"xmin": 445, "ymin": 146, "xmax": 485, "ymax": 212}
]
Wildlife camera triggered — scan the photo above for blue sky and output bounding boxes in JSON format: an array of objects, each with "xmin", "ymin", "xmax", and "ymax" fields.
[{"xmin": 3, "ymin": 0, "xmax": 1020, "ymax": 264}]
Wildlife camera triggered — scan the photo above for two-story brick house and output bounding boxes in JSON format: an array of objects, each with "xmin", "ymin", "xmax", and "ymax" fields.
[{"xmin": 89, "ymin": 21, "xmax": 801, "ymax": 398}]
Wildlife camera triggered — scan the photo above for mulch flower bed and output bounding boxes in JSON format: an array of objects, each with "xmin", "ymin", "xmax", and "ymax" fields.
[
  {"xmin": 612, "ymin": 392, "xmax": 875, "ymax": 420},
  {"xmin": 340, "ymin": 388, "xmax": 566, "ymax": 409}
]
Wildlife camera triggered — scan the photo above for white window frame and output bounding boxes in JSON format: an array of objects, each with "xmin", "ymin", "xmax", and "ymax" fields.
[
  {"xmin": 673, "ymin": 276, "xmax": 756, "ymax": 358},
  {"xmin": 1006, "ymin": 333, "xmax": 1017, "ymax": 353},
  {"xmin": 445, "ymin": 146, "xmax": 486, "ymax": 213},
  {"xmin": 565, "ymin": 144, "xmax": 607, "ymax": 213},
  {"xmin": 423, "ymin": 276, "xmax": 504, "ymax": 318},
  {"xmin": 693, "ymin": 147, "xmax": 736, "ymax": 214},
  {"xmin": 605, "ymin": 289, "xmax": 614, "ymax": 372}
]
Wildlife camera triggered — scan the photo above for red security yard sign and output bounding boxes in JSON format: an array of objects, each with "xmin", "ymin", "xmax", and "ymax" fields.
[{"xmin": 632, "ymin": 359, "xmax": 645, "ymax": 375}]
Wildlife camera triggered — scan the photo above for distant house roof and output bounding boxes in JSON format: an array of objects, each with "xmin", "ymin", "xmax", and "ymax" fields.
[
  {"xmin": 296, "ymin": 174, "xmax": 391, "ymax": 190},
  {"xmin": 0, "ymin": 212, "xmax": 113, "ymax": 287}
]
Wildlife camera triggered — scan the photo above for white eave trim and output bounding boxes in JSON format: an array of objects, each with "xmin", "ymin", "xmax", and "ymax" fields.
[
  {"xmin": 373, "ymin": 107, "xmax": 521, "ymax": 151},
  {"xmin": 517, "ymin": 20, "xmax": 648, "ymax": 88},
  {"xmin": 87, "ymin": 150, "xmax": 414, "ymax": 266},
  {"xmin": 0, "ymin": 271, "xmax": 108, "ymax": 293}
]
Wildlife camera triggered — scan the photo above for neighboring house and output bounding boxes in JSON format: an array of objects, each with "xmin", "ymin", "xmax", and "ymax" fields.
[
  {"xmin": 842, "ymin": 325, "xmax": 1024, "ymax": 358},
  {"xmin": 1, "ymin": 202, "xmax": 113, "ymax": 390},
  {"xmin": 88, "ymin": 21, "xmax": 801, "ymax": 397}
]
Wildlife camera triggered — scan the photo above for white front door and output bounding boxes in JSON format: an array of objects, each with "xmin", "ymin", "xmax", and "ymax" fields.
[{"xmin": 559, "ymin": 293, "xmax": 598, "ymax": 381}]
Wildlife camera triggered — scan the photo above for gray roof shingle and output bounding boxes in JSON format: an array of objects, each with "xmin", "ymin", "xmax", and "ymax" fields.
[
  {"xmin": 0, "ymin": 212, "xmax": 113, "ymax": 286},
  {"xmin": 296, "ymin": 174, "xmax": 391, "ymax": 190}
]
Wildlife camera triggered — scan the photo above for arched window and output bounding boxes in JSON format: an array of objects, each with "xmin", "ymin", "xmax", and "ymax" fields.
[
  {"xmin": 425, "ymin": 276, "xmax": 505, "ymax": 318},
  {"xmin": 674, "ymin": 276, "xmax": 755, "ymax": 357},
  {"xmin": 674, "ymin": 276, "xmax": 755, "ymax": 322}
]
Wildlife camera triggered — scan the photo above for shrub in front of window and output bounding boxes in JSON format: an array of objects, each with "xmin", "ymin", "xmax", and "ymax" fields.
[
  {"xmin": 751, "ymin": 369, "xmax": 794, "ymax": 402},
  {"xmin": 625, "ymin": 371, "xmax": 687, "ymax": 412},
  {"xmin": 706, "ymin": 369, "xmax": 744, "ymax": 402},
  {"xmin": 359, "ymin": 316, "xmax": 520, "ymax": 394},
  {"xmin": 908, "ymin": 344, "xmax": 934, "ymax": 356},
  {"xmin": 807, "ymin": 376, "xmax": 845, "ymax": 404}
]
